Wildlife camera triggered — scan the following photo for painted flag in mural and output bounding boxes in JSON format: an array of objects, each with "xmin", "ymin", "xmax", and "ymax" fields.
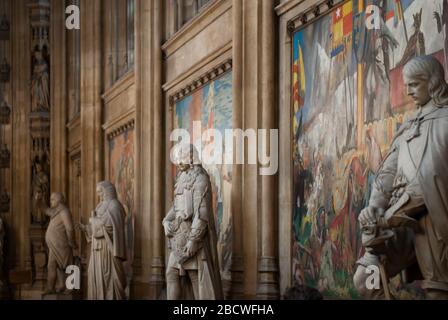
[
  {"xmin": 386, "ymin": 0, "xmax": 415, "ymax": 26},
  {"xmin": 331, "ymin": 0, "xmax": 353, "ymax": 58},
  {"xmin": 293, "ymin": 36, "xmax": 306, "ymax": 114}
]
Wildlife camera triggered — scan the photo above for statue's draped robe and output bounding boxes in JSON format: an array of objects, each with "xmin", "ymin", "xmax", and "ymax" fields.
[
  {"xmin": 31, "ymin": 60, "xmax": 50, "ymax": 112},
  {"xmin": 87, "ymin": 199, "xmax": 127, "ymax": 300},
  {"xmin": 165, "ymin": 165, "xmax": 223, "ymax": 300},
  {"xmin": 360, "ymin": 102, "xmax": 448, "ymax": 293},
  {"xmin": 45, "ymin": 205, "xmax": 75, "ymax": 269}
]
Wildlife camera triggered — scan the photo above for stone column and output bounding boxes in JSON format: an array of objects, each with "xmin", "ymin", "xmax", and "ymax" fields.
[
  {"xmin": 50, "ymin": 0, "xmax": 67, "ymax": 196},
  {"xmin": 80, "ymin": 0, "xmax": 103, "ymax": 239},
  {"xmin": 229, "ymin": 0, "xmax": 244, "ymax": 300},
  {"xmin": 150, "ymin": 0, "xmax": 165, "ymax": 300},
  {"xmin": 257, "ymin": 0, "xmax": 279, "ymax": 300},
  {"xmin": 11, "ymin": 0, "xmax": 31, "ymax": 274},
  {"xmin": 135, "ymin": 0, "xmax": 165, "ymax": 299}
]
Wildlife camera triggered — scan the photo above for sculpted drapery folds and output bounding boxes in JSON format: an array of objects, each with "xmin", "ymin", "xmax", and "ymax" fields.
[
  {"xmin": 44, "ymin": 193, "xmax": 76, "ymax": 294},
  {"xmin": 32, "ymin": 162, "xmax": 50, "ymax": 224},
  {"xmin": 354, "ymin": 56, "xmax": 448, "ymax": 299},
  {"xmin": 163, "ymin": 143, "xmax": 223, "ymax": 300},
  {"xmin": 80, "ymin": 181, "xmax": 127, "ymax": 300},
  {"xmin": 31, "ymin": 47, "xmax": 50, "ymax": 113}
]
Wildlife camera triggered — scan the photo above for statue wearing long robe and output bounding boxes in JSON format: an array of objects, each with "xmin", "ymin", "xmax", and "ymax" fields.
[{"xmin": 84, "ymin": 181, "xmax": 127, "ymax": 300}]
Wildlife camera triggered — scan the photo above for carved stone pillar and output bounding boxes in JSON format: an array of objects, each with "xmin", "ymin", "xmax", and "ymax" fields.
[
  {"xmin": 135, "ymin": 0, "xmax": 164, "ymax": 299},
  {"xmin": 257, "ymin": 0, "xmax": 279, "ymax": 300},
  {"xmin": 28, "ymin": 0, "xmax": 51, "ymax": 292},
  {"xmin": 229, "ymin": 0, "xmax": 244, "ymax": 300}
]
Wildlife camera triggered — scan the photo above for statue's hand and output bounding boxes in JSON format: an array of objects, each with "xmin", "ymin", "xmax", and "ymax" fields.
[
  {"xmin": 184, "ymin": 240, "xmax": 198, "ymax": 257},
  {"xmin": 358, "ymin": 206, "xmax": 384, "ymax": 231},
  {"xmin": 163, "ymin": 221, "xmax": 175, "ymax": 237},
  {"xmin": 77, "ymin": 223, "xmax": 86, "ymax": 232}
]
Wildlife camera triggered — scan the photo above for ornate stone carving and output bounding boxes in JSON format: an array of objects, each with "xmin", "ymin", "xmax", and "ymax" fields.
[
  {"xmin": 0, "ymin": 100, "xmax": 11, "ymax": 125},
  {"xmin": 0, "ymin": 58, "xmax": 10, "ymax": 83},
  {"xmin": 0, "ymin": 190, "xmax": 9, "ymax": 213},
  {"xmin": 31, "ymin": 46, "xmax": 50, "ymax": 113},
  {"xmin": 31, "ymin": 159, "xmax": 49, "ymax": 224},
  {"xmin": 0, "ymin": 15, "xmax": 10, "ymax": 40},
  {"xmin": 0, "ymin": 144, "xmax": 9, "ymax": 169}
]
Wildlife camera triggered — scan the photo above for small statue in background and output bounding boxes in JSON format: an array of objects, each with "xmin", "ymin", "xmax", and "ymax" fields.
[
  {"xmin": 31, "ymin": 47, "xmax": 50, "ymax": 112},
  {"xmin": 32, "ymin": 161, "xmax": 49, "ymax": 224}
]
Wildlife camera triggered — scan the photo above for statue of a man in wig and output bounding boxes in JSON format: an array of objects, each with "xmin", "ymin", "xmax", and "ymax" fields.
[
  {"xmin": 163, "ymin": 143, "xmax": 223, "ymax": 300},
  {"xmin": 354, "ymin": 55, "xmax": 448, "ymax": 299}
]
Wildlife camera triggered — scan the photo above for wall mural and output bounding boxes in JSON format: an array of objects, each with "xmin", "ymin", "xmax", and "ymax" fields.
[
  {"xmin": 292, "ymin": 0, "xmax": 447, "ymax": 298},
  {"xmin": 109, "ymin": 126, "xmax": 135, "ymax": 294},
  {"xmin": 174, "ymin": 71, "xmax": 233, "ymax": 292}
]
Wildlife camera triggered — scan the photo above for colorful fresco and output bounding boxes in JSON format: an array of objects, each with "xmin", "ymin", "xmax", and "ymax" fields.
[
  {"xmin": 292, "ymin": 0, "xmax": 447, "ymax": 298},
  {"xmin": 174, "ymin": 71, "xmax": 233, "ymax": 289},
  {"xmin": 109, "ymin": 127, "xmax": 135, "ymax": 293}
]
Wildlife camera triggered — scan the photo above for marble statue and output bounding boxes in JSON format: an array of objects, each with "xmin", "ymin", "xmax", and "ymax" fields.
[
  {"xmin": 79, "ymin": 181, "xmax": 127, "ymax": 300},
  {"xmin": 43, "ymin": 193, "xmax": 76, "ymax": 294},
  {"xmin": 31, "ymin": 47, "xmax": 50, "ymax": 112},
  {"xmin": 163, "ymin": 143, "xmax": 223, "ymax": 300},
  {"xmin": 32, "ymin": 161, "xmax": 49, "ymax": 223},
  {"xmin": 354, "ymin": 55, "xmax": 448, "ymax": 299}
]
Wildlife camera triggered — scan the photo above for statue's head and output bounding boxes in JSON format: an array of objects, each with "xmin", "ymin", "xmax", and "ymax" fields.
[
  {"xmin": 50, "ymin": 192, "xmax": 65, "ymax": 209},
  {"xmin": 172, "ymin": 143, "xmax": 200, "ymax": 172},
  {"xmin": 403, "ymin": 55, "xmax": 448, "ymax": 107},
  {"xmin": 96, "ymin": 181, "xmax": 118, "ymax": 202}
]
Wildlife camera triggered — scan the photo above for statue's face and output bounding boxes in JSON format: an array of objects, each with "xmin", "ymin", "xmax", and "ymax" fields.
[
  {"xmin": 96, "ymin": 186, "xmax": 104, "ymax": 201},
  {"xmin": 50, "ymin": 194, "xmax": 59, "ymax": 208},
  {"xmin": 404, "ymin": 74, "xmax": 431, "ymax": 106},
  {"xmin": 50, "ymin": 194, "xmax": 60, "ymax": 209},
  {"xmin": 177, "ymin": 161, "xmax": 191, "ymax": 172},
  {"xmin": 35, "ymin": 163, "xmax": 42, "ymax": 172}
]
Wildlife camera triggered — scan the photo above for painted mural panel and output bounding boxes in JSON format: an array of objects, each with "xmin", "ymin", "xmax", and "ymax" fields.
[
  {"xmin": 292, "ymin": 0, "xmax": 447, "ymax": 298},
  {"xmin": 109, "ymin": 127, "xmax": 135, "ymax": 293},
  {"xmin": 174, "ymin": 71, "xmax": 233, "ymax": 291}
]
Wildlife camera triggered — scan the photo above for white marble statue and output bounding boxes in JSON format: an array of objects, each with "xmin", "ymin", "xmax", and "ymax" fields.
[{"xmin": 79, "ymin": 181, "xmax": 127, "ymax": 300}]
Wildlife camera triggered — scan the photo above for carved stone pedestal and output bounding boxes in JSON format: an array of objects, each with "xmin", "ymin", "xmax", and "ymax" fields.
[{"xmin": 29, "ymin": 224, "xmax": 47, "ymax": 289}]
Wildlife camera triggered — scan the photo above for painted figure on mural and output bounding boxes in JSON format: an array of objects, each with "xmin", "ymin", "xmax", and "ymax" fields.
[
  {"xmin": 434, "ymin": 0, "xmax": 448, "ymax": 69},
  {"xmin": 354, "ymin": 56, "xmax": 448, "ymax": 299},
  {"xmin": 41, "ymin": 193, "xmax": 76, "ymax": 294},
  {"xmin": 32, "ymin": 161, "xmax": 50, "ymax": 224},
  {"xmin": 31, "ymin": 46, "xmax": 50, "ymax": 112},
  {"xmin": 163, "ymin": 143, "xmax": 223, "ymax": 300},
  {"xmin": 79, "ymin": 181, "xmax": 127, "ymax": 300},
  {"xmin": 360, "ymin": 0, "xmax": 399, "ymax": 122}
]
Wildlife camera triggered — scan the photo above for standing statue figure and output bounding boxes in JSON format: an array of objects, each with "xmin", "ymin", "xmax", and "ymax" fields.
[
  {"xmin": 163, "ymin": 143, "xmax": 223, "ymax": 300},
  {"xmin": 354, "ymin": 56, "xmax": 448, "ymax": 299},
  {"xmin": 31, "ymin": 47, "xmax": 50, "ymax": 112},
  {"xmin": 42, "ymin": 193, "xmax": 76, "ymax": 294},
  {"xmin": 32, "ymin": 162, "xmax": 50, "ymax": 224},
  {"xmin": 79, "ymin": 181, "xmax": 127, "ymax": 300}
]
